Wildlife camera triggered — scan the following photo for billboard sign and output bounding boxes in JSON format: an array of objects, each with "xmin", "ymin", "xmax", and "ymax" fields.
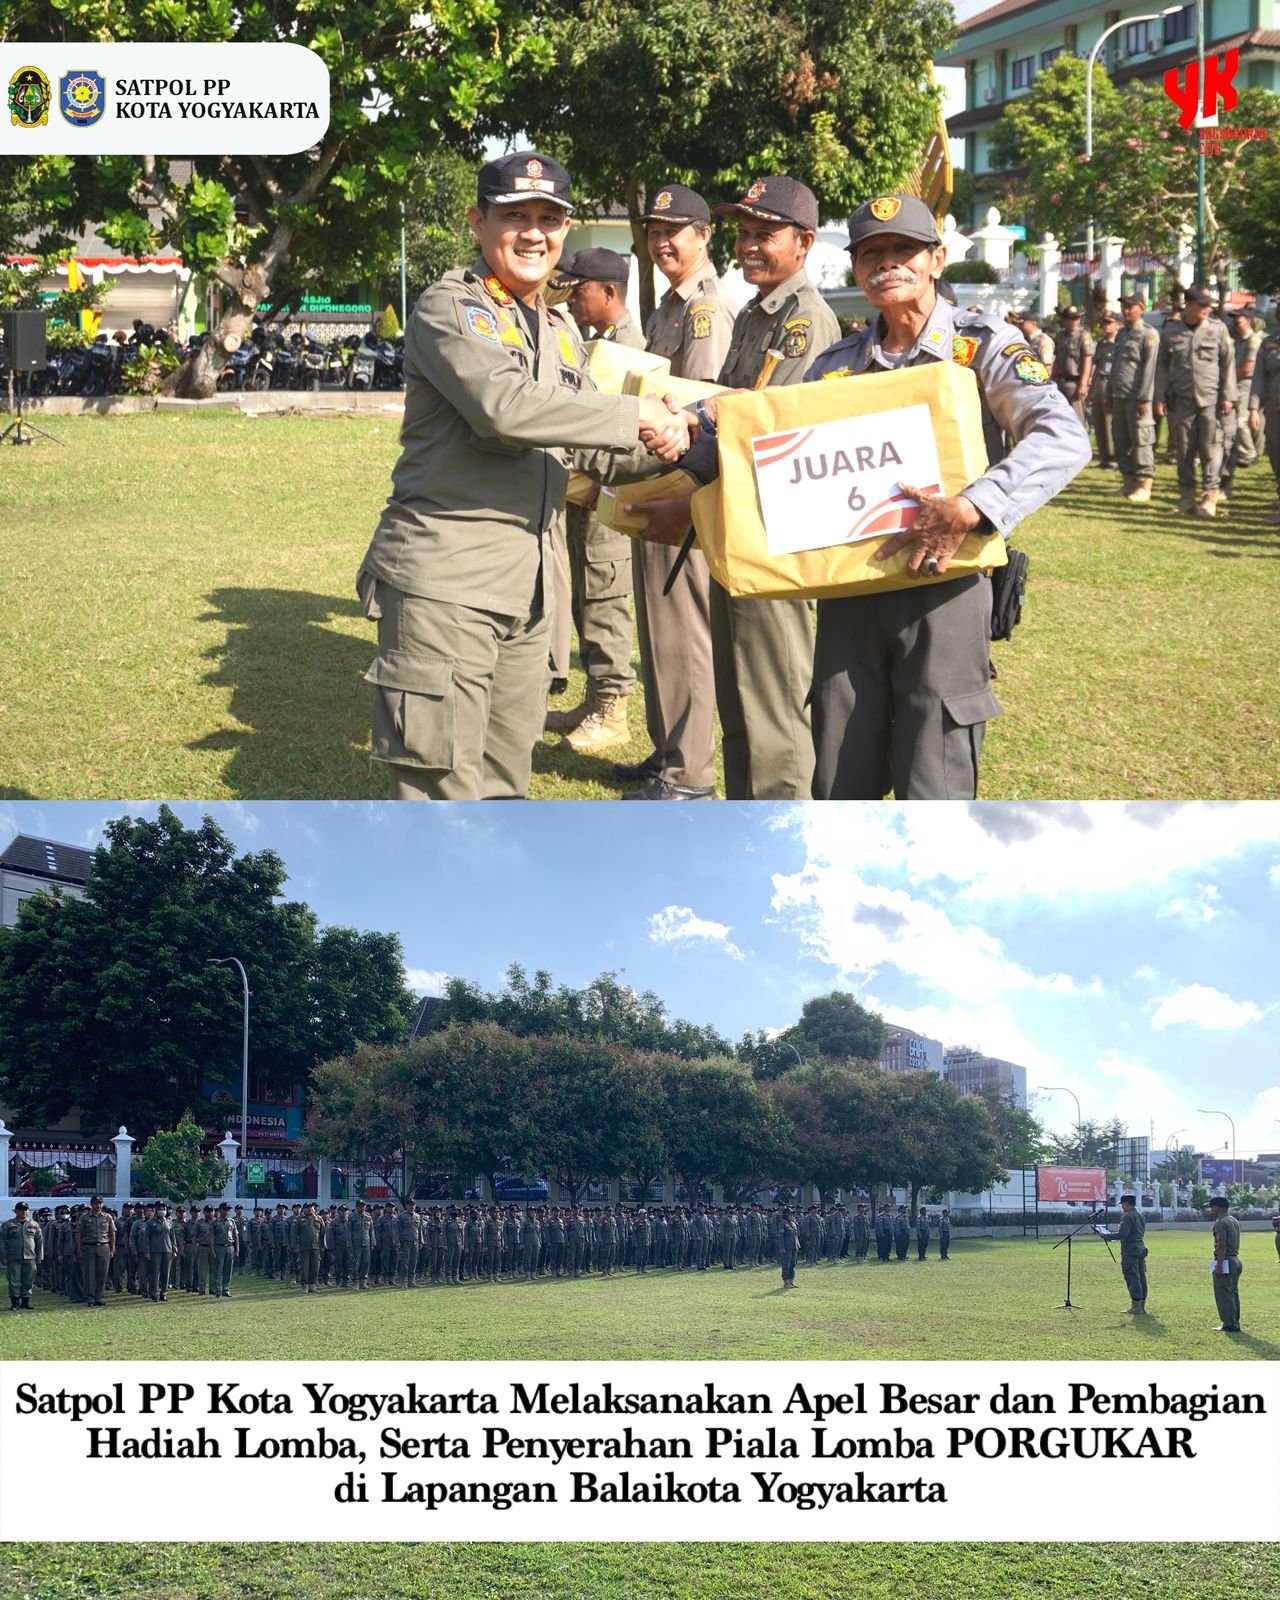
[
  {"xmin": 1037, "ymin": 1166, "xmax": 1107, "ymax": 1203},
  {"xmin": 1199, "ymin": 1158, "xmax": 1243, "ymax": 1186}
]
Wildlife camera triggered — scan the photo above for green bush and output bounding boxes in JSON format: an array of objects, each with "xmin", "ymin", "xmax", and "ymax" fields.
[
  {"xmin": 120, "ymin": 341, "xmax": 181, "ymax": 396},
  {"xmin": 943, "ymin": 260, "xmax": 999, "ymax": 284},
  {"xmin": 376, "ymin": 304, "xmax": 402, "ymax": 339}
]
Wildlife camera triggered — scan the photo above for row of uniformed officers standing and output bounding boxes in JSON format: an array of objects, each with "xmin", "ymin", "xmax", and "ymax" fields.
[{"xmin": 5, "ymin": 1197, "xmax": 954, "ymax": 1306}]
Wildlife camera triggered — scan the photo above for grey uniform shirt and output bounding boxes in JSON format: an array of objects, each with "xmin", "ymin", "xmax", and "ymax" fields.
[
  {"xmin": 1106, "ymin": 322, "xmax": 1160, "ymax": 402},
  {"xmin": 360, "ymin": 259, "xmax": 661, "ymax": 615},
  {"xmin": 1156, "ymin": 317, "xmax": 1237, "ymax": 408},
  {"xmin": 596, "ymin": 308, "xmax": 646, "ymax": 352},
  {"xmin": 645, "ymin": 268, "xmax": 739, "ymax": 381},
  {"xmin": 1249, "ymin": 333, "xmax": 1280, "ymax": 412},
  {"xmin": 800, "ymin": 294, "xmax": 1091, "ymax": 535}
]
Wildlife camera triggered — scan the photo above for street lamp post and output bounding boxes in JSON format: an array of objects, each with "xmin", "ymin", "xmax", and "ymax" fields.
[
  {"xmin": 209, "ymin": 957, "xmax": 250, "ymax": 1183},
  {"xmin": 1044, "ymin": 1085, "xmax": 1084, "ymax": 1161},
  {"xmin": 1084, "ymin": 11, "xmax": 1180, "ymax": 287},
  {"xmin": 1196, "ymin": 1107, "xmax": 1238, "ymax": 1196}
]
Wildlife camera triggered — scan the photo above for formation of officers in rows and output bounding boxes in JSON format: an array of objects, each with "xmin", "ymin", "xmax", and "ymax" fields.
[
  {"xmin": 358, "ymin": 151, "xmax": 1091, "ymax": 804},
  {"xmin": 2, "ymin": 1195, "xmax": 954, "ymax": 1307},
  {"xmin": 1018, "ymin": 291, "xmax": 1279, "ymax": 520}
]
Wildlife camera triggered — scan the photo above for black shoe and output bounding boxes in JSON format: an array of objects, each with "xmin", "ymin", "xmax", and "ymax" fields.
[
  {"xmin": 549, "ymin": 676, "xmax": 568, "ymax": 696},
  {"xmin": 622, "ymin": 776, "xmax": 715, "ymax": 801},
  {"xmin": 1098, "ymin": 461, "xmax": 1119, "ymax": 471},
  {"xmin": 610, "ymin": 751, "xmax": 661, "ymax": 783}
]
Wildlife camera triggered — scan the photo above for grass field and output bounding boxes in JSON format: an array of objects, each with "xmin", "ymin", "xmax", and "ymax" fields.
[
  {"xmin": 5, "ymin": 1231, "xmax": 1276, "ymax": 1362},
  {"xmin": 6, "ymin": 1541, "xmax": 1279, "ymax": 1600},
  {"xmin": 2, "ymin": 411, "xmax": 1277, "ymax": 800}
]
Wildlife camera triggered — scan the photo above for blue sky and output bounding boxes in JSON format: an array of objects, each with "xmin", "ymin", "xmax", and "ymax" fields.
[{"xmin": 3, "ymin": 800, "xmax": 1278, "ymax": 1160}]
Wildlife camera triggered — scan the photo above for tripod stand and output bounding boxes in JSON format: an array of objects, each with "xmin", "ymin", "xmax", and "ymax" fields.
[
  {"xmin": 1050, "ymin": 1204, "xmax": 1116, "ymax": 1310},
  {"xmin": 2, "ymin": 369, "xmax": 65, "ymax": 447}
]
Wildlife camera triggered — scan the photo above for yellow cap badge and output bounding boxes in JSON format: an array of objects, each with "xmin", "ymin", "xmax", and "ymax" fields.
[
  {"xmin": 870, "ymin": 196, "xmax": 902, "ymax": 222},
  {"xmin": 654, "ymin": 190, "xmax": 673, "ymax": 211},
  {"xmin": 745, "ymin": 179, "xmax": 767, "ymax": 202}
]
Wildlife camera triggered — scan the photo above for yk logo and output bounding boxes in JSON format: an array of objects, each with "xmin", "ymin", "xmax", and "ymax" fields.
[{"xmin": 1164, "ymin": 49, "xmax": 1239, "ymax": 131}]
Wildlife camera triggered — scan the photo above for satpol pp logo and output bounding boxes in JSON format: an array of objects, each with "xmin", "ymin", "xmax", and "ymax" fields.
[{"xmin": 60, "ymin": 72, "xmax": 106, "ymax": 127}]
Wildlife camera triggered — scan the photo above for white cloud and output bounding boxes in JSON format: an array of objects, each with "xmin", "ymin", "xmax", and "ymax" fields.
[
  {"xmin": 648, "ymin": 905, "xmax": 744, "ymax": 960},
  {"xmin": 778, "ymin": 801, "xmax": 1280, "ymax": 903},
  {"xmin": 770, "ymin": 867, "xmax": 1100, "ymax": 1002},
  {"xmin": 1150, "ymin": 984, "xmax": 1265, "ymax": 1031},
  {"xmin": 405, "ymin": 968, "xmax": 448, "ymax": 995},
  {"xmin": 1270, "ymin": 862, "xmax": 1280, "ymax": 889},
  {"xmin": 1133, "ymin": 965, "xmax": 1158, "ymax": 982},
  {"xmin": 225, "ymin": 800, "xmax": 262, "ymax": 835},
  {"xmin": 1158, "ymin": 883, "xmax": 1222, "ymax": 925}
]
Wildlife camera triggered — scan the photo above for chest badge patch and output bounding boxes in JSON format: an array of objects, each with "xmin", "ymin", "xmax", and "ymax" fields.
[{"xmin": 782, "ymin": 317, "xmax": 811, "ymax": 359}]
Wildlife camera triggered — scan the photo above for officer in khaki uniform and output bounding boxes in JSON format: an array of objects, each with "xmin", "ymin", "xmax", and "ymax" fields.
[
  {"xmin": 210, "ymin": 1202, "xmax": 237, "ymax": 1298},
  {"xmin": 1091, "ymin": 309, "xmax": 1120, "ymax": 469},
  {"xmin": 1227, "ymin": 307, "xmax": 1264, "ymax": 474},
  {"xmin": 4, "ymin": 1200, "xmax": 43, "ymax": 1310},
  {"xmin": 1208, "ymin": 1194, "xmax": 1242, "ymax": 1332},
  {"xmin": 1106, "ymin": 294, "xmax": 1160, "ymax": 502},
  {"xmin": 1018, "ymin": 311, "xmax": 1055, "ymax": 369},
  {"xmin": 619, "ymin": 183, "xmax": 738, "ymax": 800},
  {"xmin": 1051, "ymin": 305, "xmax": 1094, "ymax": 427},
  {"xmin": 75, "ymin": 1193, "xmax": 115, "ymax": 1307},
  {"xmin": 1247, "ymin": 324, "xmax": 1280, "ymax": 523},
  {"xmin": 543, "ymin": 248, "xmax": 645, "ymax": 755},
  {"xmin": 1155, "ymin": 285, "xmax": 1236, "ymax": 518},
  {"xmin": 358, "ymin": 151, "xmax": 692, "ymax": 799}
]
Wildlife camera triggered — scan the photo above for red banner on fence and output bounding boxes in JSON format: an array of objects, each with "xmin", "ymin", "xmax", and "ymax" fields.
[{"xmin": 1037, "ymin": 1166, "xmax": 1107, "ymax": 1203}]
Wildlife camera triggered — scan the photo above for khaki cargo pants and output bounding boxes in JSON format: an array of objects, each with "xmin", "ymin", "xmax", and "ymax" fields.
[
  {"xmin": 565, "ymin": 500, "xmax": 636, "ymax": 697},
  {"xmin": 360, "ymin": 573, "xmax": 549, "ymax": 800}
]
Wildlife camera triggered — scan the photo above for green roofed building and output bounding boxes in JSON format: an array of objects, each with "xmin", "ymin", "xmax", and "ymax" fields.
[{"xmin": 937, "ymin": 0, "xmax": 1280, "ymax": 225}]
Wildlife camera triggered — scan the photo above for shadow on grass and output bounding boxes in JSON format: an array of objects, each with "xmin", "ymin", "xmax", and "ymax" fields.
[
  {"xmin": 191, "ymin": 586, "xmax": 377, "ymax": 799},
  {"xmin": 0, "ymin": 787, "xmax": 38, "ymax": 799}
]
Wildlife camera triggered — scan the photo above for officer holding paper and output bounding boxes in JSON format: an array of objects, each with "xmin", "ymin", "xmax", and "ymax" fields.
[{"xmin": 802, "ymin": 195, "xmax": 1089, "ymax": 800}]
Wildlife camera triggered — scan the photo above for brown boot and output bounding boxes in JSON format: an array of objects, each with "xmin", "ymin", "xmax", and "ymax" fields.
[
  {"xmin": 1117, "ymin": 475, "xmax": 1136, "ymax": 496},
  {"xmin": 564, "ymin": 693, "xmax": 629, "ymax": 753},
  {"xmin": 545, "ymin": 685, "xmax": 595, "ymax": 734},
  {"xmin": 1124, "ymin": 478, "xmax": 1152, "ymax": 503},
  {"xmin": 1195, "ymin": 488, "xmax": 1219, "ymax": 519},
  {"xmin": 1176, "ymin": 487, "xmax": 1197, "ymax": 515}
]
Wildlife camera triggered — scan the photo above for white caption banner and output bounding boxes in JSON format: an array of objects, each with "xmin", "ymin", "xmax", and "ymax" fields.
[
  {"xmin": 1, "ymin": 44, "xmax": 329, "ymax": 154},
  {"xmin": 2, "ymin": 1360, "xmax": 1278, "ymax": 1542},
  {"xmin": 753, "ymin": 402, "xmax": 942, "ymax": 556}
]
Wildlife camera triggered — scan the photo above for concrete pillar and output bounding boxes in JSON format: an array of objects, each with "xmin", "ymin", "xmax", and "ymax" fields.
[
  {"xmin": 1100, "ymin": 236, "xmax": 1126, "ymax": 308},
  {"xmin": 112, "ymin": 1126, "xmax": 133, "ymax": 1204},
  {"xmin": 0, "ymin": 1119, "xmax": 10, "ymax": 1200},
  {"xmin": 712, "ymin": 1185, "xmax": 725, "ymax": 1208},
  {"xmin": 662, "ymin": 1173, "xmax": 676, "ymax": 1205},
  {"xmin": 1176, "ymin": 224, "xmax": 1196, "ymax": 289},
  {"xmin": 609, "ymin": 1177, "xmax": 622, "ymax": 1204},
  {"xmin": 968, "ymin": 206, "xmax": 1019, "ymax": 273},
  {"xmin": 940, "ymin": 213, "xmax": 973, "ymax": 265},
  {"xmin": 1037, "ymin": 233, "xmax": 1061, "ymax": 321},
  {"xmin": 219, "ymin": 1132, "xmax": 239, "ymax": 1203},
  {"xmin": 478, "ymin": 1175, "xmax": 493, "ymax": 1203},
  {"xmin": 318, "ymin": 1157, "xmax": 332, "ymax": 1210}
]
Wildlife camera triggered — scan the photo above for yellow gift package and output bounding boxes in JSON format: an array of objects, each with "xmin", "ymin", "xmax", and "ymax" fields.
[
  {"xmin": 690, "ymin": 361, "xmax": 1007, "ymax": 600},
  {"xmin": 593, "ymin": 368, "xmax": 726, "ymax": 533}
]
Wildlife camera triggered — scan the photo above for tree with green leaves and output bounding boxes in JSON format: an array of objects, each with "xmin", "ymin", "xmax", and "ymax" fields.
[
  {"xmin": 396, "ymin": 149, "xmax": 479, "ymax": 304},
  {"xmin": 0, "ymin": 807, "xmax": 416, "ymax": 1134},
  {"xmin": 503, "ymin": 0, "xmax": 954, "ymax": 317},
  {"xmin": 1216, "ymin": 134, "xmax": 1280, "ymax": 295},
  {"xmin": 976, "ymin": 1085, "xmax": 1049, "ymax": 1169},
  {"xmin": 767, "ymin": 1059, "xmax": 892, "ymax": 1198},
  {"xmin": 658, "ymin": 1056, "xmax": 788, "ymax": 1204},
  {"xmin": 989, "ymin": 57, "xmax": 1280, "ymax": 286},
  {"xmin": 134, "ymin": 1113, "xmax": 230, "ymax": 1202},
  {"xmin": 739, "ymin": 990, "xmax": 887, "ymax": 1079},
  {"xmin": 4, "ymin": 0, "xmax": 551, "ymax": 395},
  {"xmin": 426, "ymin": 965, "xmax": 733, "ymax": 1059}
]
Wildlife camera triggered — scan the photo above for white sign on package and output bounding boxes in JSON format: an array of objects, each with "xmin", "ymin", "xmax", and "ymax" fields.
[{"xmin": 752, "ymin": 402, "xmax": 942, "ymax": 558}]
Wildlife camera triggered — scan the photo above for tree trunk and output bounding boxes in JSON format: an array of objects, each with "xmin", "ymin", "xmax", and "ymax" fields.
[
  {"xmin": 165, "ymin": 226, "xmax": 294, "ymax": 399},
  {"xmin": 626, "ymin": 177, "xmax": 656, "ymax": 328}
]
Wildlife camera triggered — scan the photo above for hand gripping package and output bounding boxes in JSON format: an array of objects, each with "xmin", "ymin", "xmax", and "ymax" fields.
[
  {"xmin": 691, "ymin": 362, "xmax": 1008, "ymax": 600},
  {"xmin": 563, "ymin": 340, "xmax": 677, "ymax": 508}
]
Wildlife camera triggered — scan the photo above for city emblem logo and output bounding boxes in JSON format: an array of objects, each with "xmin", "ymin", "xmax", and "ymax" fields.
[
  {"xmin": 59, "ymin": 71, "xmax": 106, "ymax": 127},
  {"xmin": 745, "ymin": 179, "xmax": 767, "ymax": 202},
  {"xmin": 952, "ymin": 336, "xmax": 979, "ymax": 368},
  {"xmin": 525, "ymin": 157, "xmax": 543, "ymax": 177},
  {"xmin": 8, "ymin": 66, "xmax": 52, "ymax": 129},
  {"xmin": 870, "ymin": 196, "xmax": 902, "ymax": 222},
  {"xmin": 653, "ymin": 190, "xmax": 673, "ymax": 211}
]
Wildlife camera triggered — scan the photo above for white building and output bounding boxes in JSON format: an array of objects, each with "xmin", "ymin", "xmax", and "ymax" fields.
[
  {"xmin": 0, "ymin": 834, "xmax": 92, "ymax": 928},
  {"xmin": 942, "ymin": 1045, "xmax": 1029, "ymax": 1107}
]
